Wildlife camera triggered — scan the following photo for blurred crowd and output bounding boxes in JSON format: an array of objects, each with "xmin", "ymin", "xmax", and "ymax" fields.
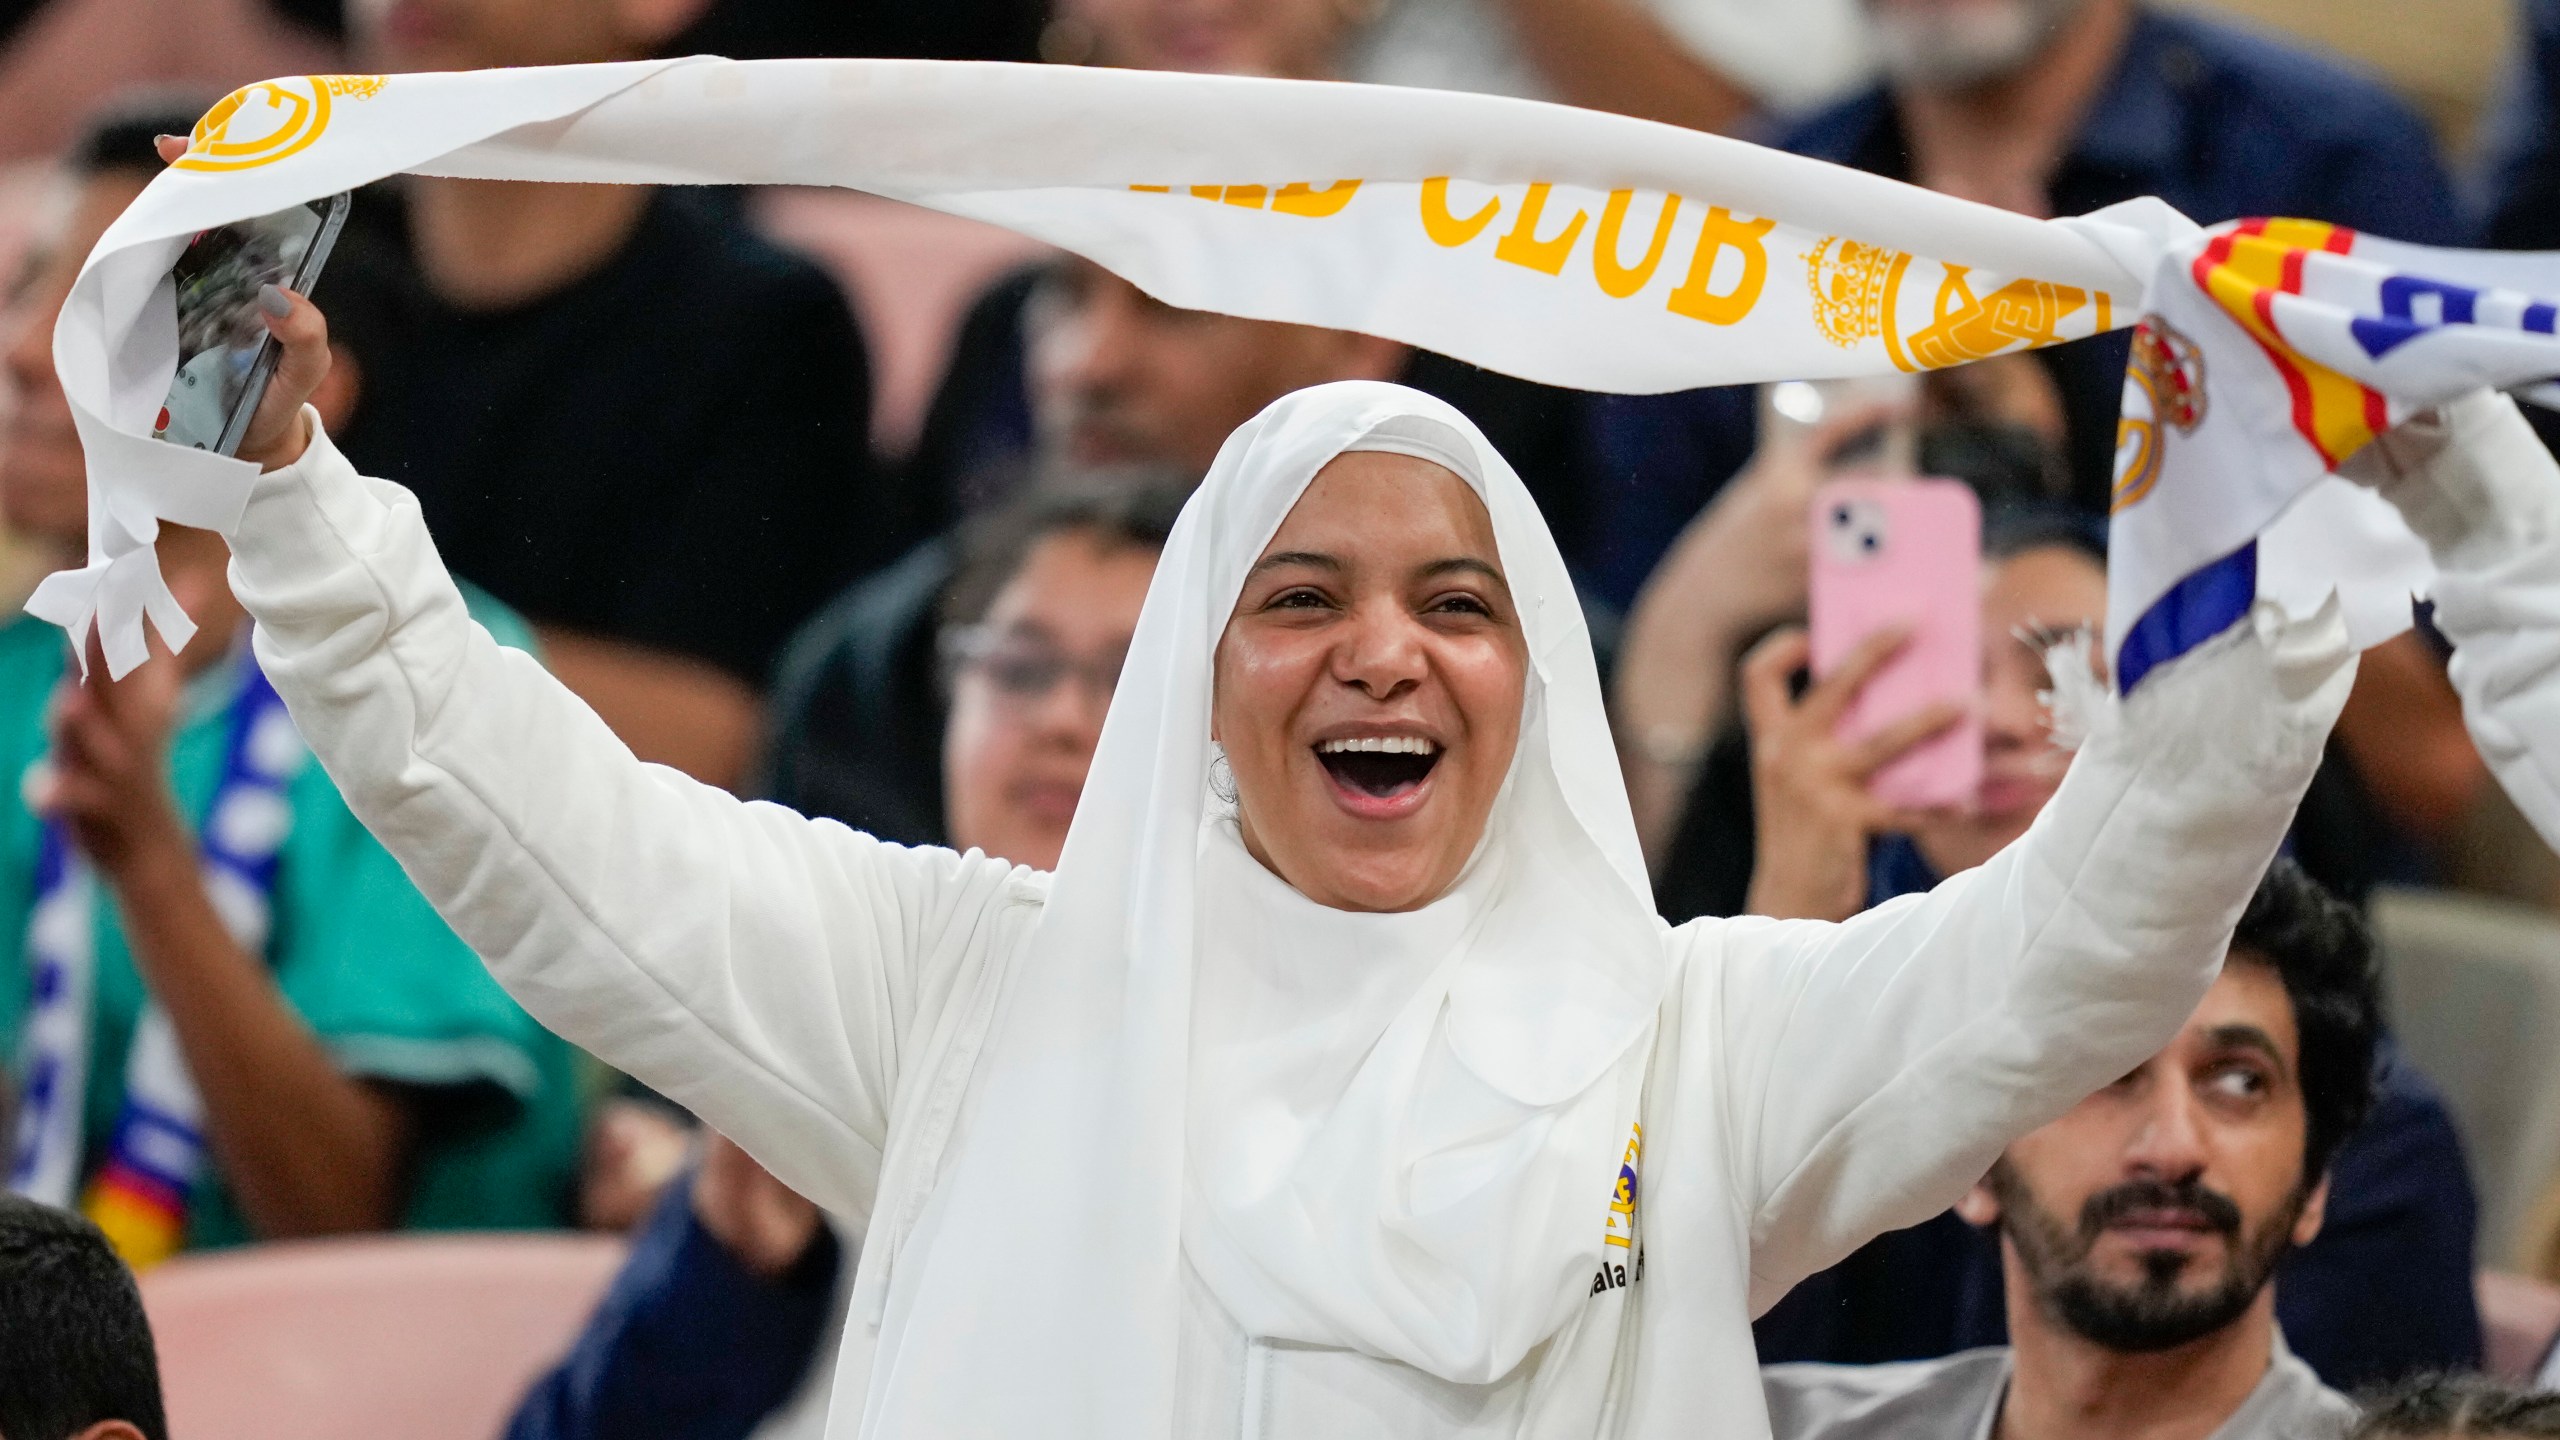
[{"xmin": 4, "ymin": 0, "xmax": 2560, "ymax": 1436}]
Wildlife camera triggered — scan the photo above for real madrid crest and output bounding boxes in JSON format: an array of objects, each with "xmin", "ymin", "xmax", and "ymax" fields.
[
  {"xmin": 2114, "ymin": 317, "xmax": 2208, "ymax": 513},
  {"xmin": 175, "ymin": 75, "xmax": 386, "ymax": 173}
]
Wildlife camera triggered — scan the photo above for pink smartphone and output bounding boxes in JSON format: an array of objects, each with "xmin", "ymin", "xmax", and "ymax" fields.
[{"xmin": 1808, "ymin": 477, "xmax": 1984, "ymax": 812}]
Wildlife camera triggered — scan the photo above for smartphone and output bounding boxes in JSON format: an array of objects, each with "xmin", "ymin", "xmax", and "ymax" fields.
[
  {"xmin": 1761, "ymin": 373, "xmax": 1921, "ymax": 473},
  {"xmin": 1808, "ymin": 476, "xmax": 1983, "ymax": 812},
  {"xmin": 154, "ymin": 193, "xmax": 350, "ymax": 456}
]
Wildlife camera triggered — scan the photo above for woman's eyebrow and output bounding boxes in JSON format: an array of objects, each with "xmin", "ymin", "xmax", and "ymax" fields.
[
  {"xmin": 1249, "ymin": 550, "xmax": 1341, "ymax": 578},
  {"xmin": 1419, "ymin": 556, "xmax": 1508, "ymax": 590}
]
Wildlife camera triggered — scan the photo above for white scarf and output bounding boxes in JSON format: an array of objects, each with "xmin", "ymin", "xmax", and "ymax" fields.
[
  {"xmin": 857, "ymin": 384, "xmax": 1663, "ymax": 1434},
  {"xmin": 38, "ymin": 61, "xmax": 2560, "ymax": 698}
]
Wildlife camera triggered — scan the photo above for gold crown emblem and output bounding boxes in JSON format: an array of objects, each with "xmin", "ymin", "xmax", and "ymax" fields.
[{"xmin": 1805, "ymin": 235, "xmax": 1904, "ymax": 350}]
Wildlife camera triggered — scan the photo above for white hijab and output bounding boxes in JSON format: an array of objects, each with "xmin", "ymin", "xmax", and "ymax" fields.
[{"xmin": 857, "ymin": 382, "xmax": 1670, "ymax": 1436}]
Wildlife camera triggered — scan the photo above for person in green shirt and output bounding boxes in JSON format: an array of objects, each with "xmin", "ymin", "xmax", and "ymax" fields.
[{"xmin": 0, "ymin": 105, "xmax": 579, "ymax": 1256}]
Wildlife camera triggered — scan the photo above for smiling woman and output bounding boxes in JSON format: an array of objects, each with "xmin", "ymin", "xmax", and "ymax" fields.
[
  {"xmin": 212, "ymin": 286, "xmax": 2362, "ymax": 1438},
  {"xmin": 1215, "ymin": 449, "xmax": 1528, "ymax": 912}
]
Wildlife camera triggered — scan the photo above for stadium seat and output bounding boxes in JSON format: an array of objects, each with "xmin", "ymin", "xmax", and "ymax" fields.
[
  {"xmin": 2478, "ymin": 1269, "xmax": 2560, "ymax": 1384},
  {"xmin": 2374, "ymin": 887, "xmax": 2560, "ymax": 1268},
  {"xmin": 752, "ymin": 187, "xmax": 1051, "ymax": 458},
  {"xmin": 140, "ymin": 1231, "xmax": 626, "ymax": 1440}
]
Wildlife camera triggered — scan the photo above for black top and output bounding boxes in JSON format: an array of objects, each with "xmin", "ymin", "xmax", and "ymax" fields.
[
  {"xmin": 335, "ymin": 189, "xmax": 902, "ymax": 687},
  {"xmin": 2480, "ymin": 0, "xmax": 2560, "ymax": 251}
]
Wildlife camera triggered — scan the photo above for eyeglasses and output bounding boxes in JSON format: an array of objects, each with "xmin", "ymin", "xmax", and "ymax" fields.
[{"xmin": 940, "ymin": 625, "xmax": 1128, "ymax": 710}]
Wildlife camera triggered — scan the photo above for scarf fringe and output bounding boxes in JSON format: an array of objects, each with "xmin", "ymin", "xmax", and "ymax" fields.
[{"xmin": 2035, "ymin": 625, "xmax": 2115, "ymax": 752}]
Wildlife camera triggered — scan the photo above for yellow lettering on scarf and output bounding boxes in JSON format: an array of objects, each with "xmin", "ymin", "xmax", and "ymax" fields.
[
  {"xmin": 1272, "ymin": 180, "xmax": 1362, "ymax": 217},
  {"xmin": 1129, "ymin": 182, "xmax": 1362, "ymax": 217},
  {"xmin": 1421, "ymin": 177, "xmax": 1502, "ymax": 248},
  {"xmin": 1494, "ymin": 183, "xmax": 1589, "ymax": 275},
  {"xmin": 1592, "ymin": 191, "xmax": 1682, "ymax": 298},
  {"xmin": 1665, "ymin": 207, "xmax": 1776, "ymax": 325}
]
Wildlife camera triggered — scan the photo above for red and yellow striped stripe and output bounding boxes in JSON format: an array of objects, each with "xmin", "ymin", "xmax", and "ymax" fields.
[{"xmin": 2190, "ymin": 218, "xmax": 2389, "ymax": 468}]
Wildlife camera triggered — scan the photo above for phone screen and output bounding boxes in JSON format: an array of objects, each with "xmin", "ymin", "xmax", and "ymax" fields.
[{"xmin": 154, "ymin": 197, "xmax": 344, "ymax": 455}]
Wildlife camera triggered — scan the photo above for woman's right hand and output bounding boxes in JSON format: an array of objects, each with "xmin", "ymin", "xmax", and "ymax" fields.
[
  {"xmin": 1614, "ymin": 402, "xmax": 1910, "ymax": 864},
  {"xmin": 1738, "ymin": 627, "xmax": 1961, "ymax": 923},
  {"xmin": 154, "ymin": 133, "xmax": 332, "ymax": 471}
]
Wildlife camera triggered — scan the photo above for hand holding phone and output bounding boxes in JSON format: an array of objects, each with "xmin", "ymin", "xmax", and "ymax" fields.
[
  {"xmin": 1807, "ymin": 476, "xmax": 1983, "ymax": 812},
  {"xmin": 155, "ymin": 193, "xmax": 348, "ymax": 457}
]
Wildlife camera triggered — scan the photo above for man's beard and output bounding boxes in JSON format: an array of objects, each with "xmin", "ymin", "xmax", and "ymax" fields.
[
  {"xmin": 1989, "ymin": 1160, "xmax": 2302, "ymax": 1353},
  {"xmin": 1867, "ymin": 0, "xmax": 2098, "ymax": 90}
]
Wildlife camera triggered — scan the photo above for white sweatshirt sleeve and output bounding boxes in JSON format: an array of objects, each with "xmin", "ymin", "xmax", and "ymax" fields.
[
  {"xmin": 1677, "ymin": 600, "xmax": 2354, "ymax": 1308},
  {"xmin": 220, "ymin": 416, "xmax": 1030, "ymax": 1222},
  {"xmin": 2344, "ymin": 389, "xmax": 2560, "ymax": 849}
]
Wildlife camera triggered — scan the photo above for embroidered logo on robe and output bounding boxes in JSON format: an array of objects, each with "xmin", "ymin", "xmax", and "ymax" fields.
[{"xmin": 1592, "ymin": 1124, "xmax": 1643, "ymax": 1296}]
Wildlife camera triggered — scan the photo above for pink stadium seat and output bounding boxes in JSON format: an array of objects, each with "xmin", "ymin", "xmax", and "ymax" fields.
[
  {"xmin": 2479, "ymin": 1268, "xmax": 2560, "ymax": 1384},
  {"xmin": 140, "ymin": 1231, "xmax": 626, "ymax": 1440},
  {"xmin": 754, "ymin": 187, "xmax": 1053, "ymax": 458}
]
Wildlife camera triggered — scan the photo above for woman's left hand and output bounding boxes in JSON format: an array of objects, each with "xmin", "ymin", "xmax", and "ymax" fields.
[{"xmin": 153, "ymin": 133, "xmax": 332, "ymax": 471}]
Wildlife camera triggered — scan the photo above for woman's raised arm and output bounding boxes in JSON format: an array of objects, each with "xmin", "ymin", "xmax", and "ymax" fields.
[
  {"xmin": 212, "ymin": 296, "xmax": 1026, "ymax": 1225},
  {"xmin": 1676, "ymin": 598, "xmax": 2355, "ymax": 1311}
]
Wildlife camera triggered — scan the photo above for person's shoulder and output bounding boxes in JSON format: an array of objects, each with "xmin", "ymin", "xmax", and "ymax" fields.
[
  {"xmin": 1761, "ymin": 1348, "xmax": 2010, "ymax": 1438},
  {"xmin": 2154, "ymin": 9, "xmax": 2435, "ymax": 151},
  {"xmin": 2255, "ymin": 1340, "xmax": 2361, "ymax": 1431},
  {"xmin": 0, "ymin": 609, "xmax": 68, "ymax": 687},
  {"xmin": 1769, "ymin": 88, "xmax": 1893, "ymax": 166}
]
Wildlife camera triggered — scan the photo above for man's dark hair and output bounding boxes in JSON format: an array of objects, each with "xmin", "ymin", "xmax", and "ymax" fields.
[
  {"xmin": 0, "ymin": 1196, "xmax": 168, "ymax": 1440},
  {"xmin": 938, "ymin": 471, "xmax": 1193, "ymax": 634},
  {"xmin": 2229, "ymin": 857, "xmax": 2383, "ymax": 1183},
  {"xmin": 2350, "ymin": 1373, "xmax": 2560, "ymax": 1437},
  {"xmin": 1981, "ymin": 501, "xmax": 2106, "ymax": 570}
]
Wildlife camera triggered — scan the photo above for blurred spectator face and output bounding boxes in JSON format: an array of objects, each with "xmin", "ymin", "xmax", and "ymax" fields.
[
  {"xmin": 1060, "ymin": 0, "xmax": 1360, "ymax": 78},
  {"xmin": 1908, "ymin": 541, "xmax": 2103, "ymax": 877},
  {"xmin": 2, "ymin": 169, "xmax": 148, "ymax": 548},
  {"xmin": 346, "ymin": 0, "xmax": 708, "ymax": 73},
  {"xmin": 941, "ymin": 526, "xmax": 1159, "ymax": 870},
  {"xmin": 1961, "ymin": 956, "xmax": 2326, "ymax": 1351},
  {"xmin": 1028, "ymin": 258, "xmax": 1405, "ymax": 477},
  {"xmin": 1863, "ymin": 0, "xmax": 2095, "ymax": 89}
]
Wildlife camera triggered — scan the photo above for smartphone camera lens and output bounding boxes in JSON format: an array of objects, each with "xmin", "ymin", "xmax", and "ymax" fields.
[{"xmin": 1826, "ymin": 497, "xmax": 1889, "ymax": 564}]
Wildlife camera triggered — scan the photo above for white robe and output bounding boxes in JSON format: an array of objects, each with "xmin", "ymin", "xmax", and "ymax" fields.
[{"xmin": 222, "ymin": 417, "xmax": 2355, "ymax": 1438}]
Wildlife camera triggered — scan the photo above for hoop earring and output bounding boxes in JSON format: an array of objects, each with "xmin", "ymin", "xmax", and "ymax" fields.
[{"xmin": 1208, "ymin": 748, "xmax": 1238, "ymax": 806}]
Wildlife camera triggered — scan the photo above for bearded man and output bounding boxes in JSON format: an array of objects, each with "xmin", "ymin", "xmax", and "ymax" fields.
[{"xmin": 1761, "ymin": 860, "xmax": 2371, "ymax": 1440}]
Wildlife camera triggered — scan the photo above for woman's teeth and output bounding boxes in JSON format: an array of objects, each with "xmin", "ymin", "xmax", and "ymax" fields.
[
  {"xmin": 1316, "ymin": 736, "xmax": 1439, "ymax": 755},
  {"xmin": 1314, "ymin": 737, "xmax": 1443, "ymax": 799}
]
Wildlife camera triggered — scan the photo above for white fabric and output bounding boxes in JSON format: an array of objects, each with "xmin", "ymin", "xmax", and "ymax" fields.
[
  {"xmin": 37, "ymin": 57, "xmax": 2169, "ymax": 678},
  {"xmin": 222, "ymin": 413, "xmax": 2354, "ymax": 1437},
  {"xmin": 871, "ymin": 385, "xmax": 1662, "ymax": 1436},
  {"xmin": 2342, "ymin": 388, "xmax": 2560, "ymax": 853},
  {"xmin": 38, "ymin": 62, "xmax": 2560, "ymax": 713},
  {"xmin": 2094, "ymin": 215, "xmax": 2560, "ymax": 688}
]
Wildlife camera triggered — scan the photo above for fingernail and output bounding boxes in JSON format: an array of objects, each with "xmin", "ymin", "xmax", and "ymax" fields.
[
  {"xmin": 258, "ymin": 284, "xmax": 292, "ymax": 318},
  {"xmin": 155, "ymin": 133, "xmax": 182, "ymax": 147}
]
